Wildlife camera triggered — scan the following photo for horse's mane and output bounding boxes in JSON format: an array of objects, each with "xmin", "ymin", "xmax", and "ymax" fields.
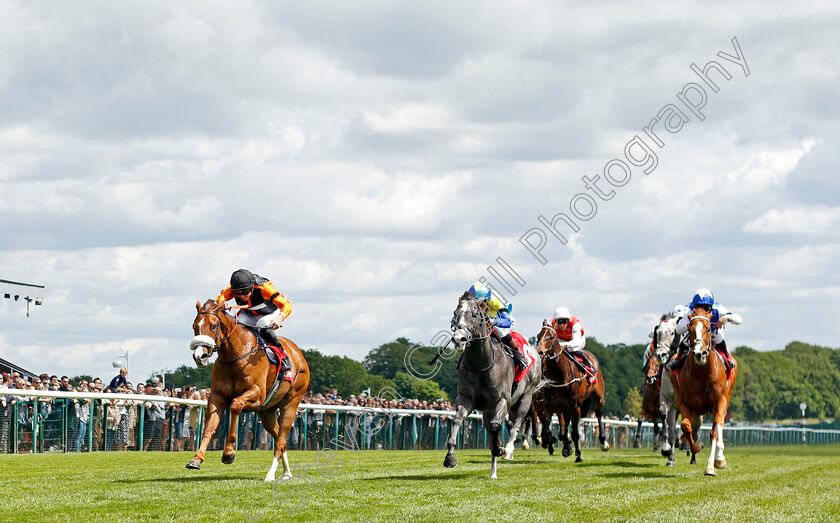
[
  {"xmin": 202, "ymin": 298, "xmax": 221, "ymax": 310},
  {"xmin": 459, "ymin": 290, "xmax": 476, "ymax": 302},
  {"xmin": 661, "ymin": 313, "xmax": 676, "ymax": 322}
]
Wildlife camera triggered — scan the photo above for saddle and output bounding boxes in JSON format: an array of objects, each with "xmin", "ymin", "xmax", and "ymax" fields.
[
  {"xmin": 563, "ymin": 350, "xmax": 597, "ymax": 384},
  {"xmin": 248, "ymin": 327, "xmax": 293, "ymax": 383}
]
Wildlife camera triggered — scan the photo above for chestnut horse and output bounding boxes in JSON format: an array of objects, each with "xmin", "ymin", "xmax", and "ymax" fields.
[
  {"xmin": 187, "ymin": 299, "xmax": 310, "ymax": 482},
  {"xmin": 668, "ymin": 313, "xmax": 737, "ymax": 475},
  {"xmin": 533, "ymin": 321, "xmax": 609, "ymax": 462},
  {"xmin": 634, "ymin": 353, "xmax": 662, "ymax": 451}
]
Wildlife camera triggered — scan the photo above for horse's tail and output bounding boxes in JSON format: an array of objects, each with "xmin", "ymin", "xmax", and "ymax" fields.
[{"xmin": 533, "ymin": 378, "xmax": 552, "ymax": 393}]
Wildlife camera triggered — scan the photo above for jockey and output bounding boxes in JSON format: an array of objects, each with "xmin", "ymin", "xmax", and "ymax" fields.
[
  {"xmin": 551, "ymin": 306, "xmax": 595, "ymax": 376},
  {"xmin": 643, "ymin": 304, "xmax": 690, "ymax": 368},
  {"xmin": 217, "ymin": 269, "xmax": 292, "ymax": 372},
  {"xmin": 671, "ymin": 288, "xmax": 742, "ymax": 371},
  {"xmin": 469, "ymin": 282, "xmax": 528, "ymax": 372}
]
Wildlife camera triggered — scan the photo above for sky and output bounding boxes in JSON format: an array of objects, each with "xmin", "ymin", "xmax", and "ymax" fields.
[{"xmin": 1, "ymin": 1, "xmax": 838, "ymax": 383}]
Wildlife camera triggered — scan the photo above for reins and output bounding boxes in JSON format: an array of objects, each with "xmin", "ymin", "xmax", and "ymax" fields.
[
  {"xmin": 195, "ymin": 309, "xmax": 260, "ymax": 365},
  {"xmin": 536, "ymin": 324, "xmax": 586, "ymax": 388}
]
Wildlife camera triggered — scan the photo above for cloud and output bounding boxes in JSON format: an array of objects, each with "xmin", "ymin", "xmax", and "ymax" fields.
[
  {"xmin": 2, "ymin": 1, "xmax": 840, "ymax": 383},
  {"xmin": 743, "ymin": 205, "xmax": 840, "ymax": 236}
]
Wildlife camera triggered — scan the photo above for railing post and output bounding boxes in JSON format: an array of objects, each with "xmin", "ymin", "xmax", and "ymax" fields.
[
  {"xmin": 302, "ymin": 409, "xmax": 308, "ymax": 450},
  {"xmin": 32, "ymin": 399, "xmax": 39, "ymax": 453},
  {"xmin": 13, "ymin": 402, "xmax": 19, "ymax": 454},
  {"xmin": 195, "ymin": 405, "xmax": 204, "ymax": 450},
  {"xmin": 138, "ymin": 401, "xmax": 145, "ymax": 452}
]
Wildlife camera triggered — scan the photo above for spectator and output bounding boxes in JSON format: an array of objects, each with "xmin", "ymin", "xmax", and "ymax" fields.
[
  {"xmin": 109, "ymin": 368, "xmax": 128, "ymax": 391},
  {"xmin": 73, "ymin": 382, "xmax": 91, "ymax": 452},
  {"xmin": 143, "ymin": 388, "xmax": 166, "ymax": 451},
  {"xmin": 172, "ymin": 391, "xmax": 188, "ymax": 451}
]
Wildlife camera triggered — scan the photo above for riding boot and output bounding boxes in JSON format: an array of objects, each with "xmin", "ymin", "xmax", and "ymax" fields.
[
  {"xmin": 260, "ymin": 328, "xmax": 291, "ymax": 372},
  {"xmin": 578, "ymin": 352, "xmax": 595, "ymax": 375},
  {"xmin": 501, "ymin": 335, "xmax": 528, "ymax": 372},
  {"xmin": 669, "ymin": 337, "xmax": 689, "ymax": 371},
  {"xmin": 714, "ymin": 340, "xmax": 735, "ymax": 370}
]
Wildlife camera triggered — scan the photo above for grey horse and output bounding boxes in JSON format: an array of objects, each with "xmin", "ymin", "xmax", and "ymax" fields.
[
  {"xmin": 656, "ymin": 313, "xmax": 703, "ymax": 465},
  {"xmin": 444, "ymin": 291, "xmax": 542, "ymax": 479}
]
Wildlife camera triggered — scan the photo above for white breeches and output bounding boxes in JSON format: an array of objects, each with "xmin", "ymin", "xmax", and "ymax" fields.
[{"xmin": 236, "ymin": 309, "xmax": 282, "ymax": 330}]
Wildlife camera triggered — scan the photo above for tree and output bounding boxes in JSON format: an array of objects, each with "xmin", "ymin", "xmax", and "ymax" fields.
[
  {"xmin": 160, "ymin": 364, "xmax": 214, "ymax": 389},
  {"xmin": 622, "ymin": 387, "xmax": 642, "ymax": 417},
  {"xmin": 70, "ymin": 375, "xmax": 93, "ymax": 386}
]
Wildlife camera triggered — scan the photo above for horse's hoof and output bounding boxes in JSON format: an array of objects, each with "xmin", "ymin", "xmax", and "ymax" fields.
[
  {"xmin": 490, "ymin": 473, "xmax": 498, "ymax": 480},
  {"xmin": 186, "ymin": 459, "xmax": 201, "ymax": 470},
  {"xmin": 221, "ymin": 453, "xmax": 236, "ymax": 465},
  {"xmin": 562, "ymin": 449, "xmax": 572, "ymax": 458},
  {"xmin": 705, "ymin": 467, "xmax": 716, "ymax": 476},
  {"xmin": 282, "ymin": 472, "xmax": 293, "ymax": 480},
  {"xmin": 601, "ymin": 442, "xmax": 610, "ymax": 452},
  {"xmin": 503, "ymin": 452, "xmax": 514, "ymax": 461},
  {"xmin": 443, "ymin": 454, "xmax": 458, "ymax": 468},
  {"xmin": 522, "ymin": 440, "xmax": 530, "ymax": 450},
  {"xmin": 653, "ymin": 445, "xmax": 660, "ymax": 452},
  {"xmin": 666, "ymin": 461, "xmax": 675, "ymax": 467},
  {"xmin": 633, "ymin": 441, "xmax": 641, "ymax": 448},
  {"xmin": 575, "ymin": 456, "xmax": 583, "ymax": 463},
  {"xmin": 548, "ymin": 445, "xmax": 554, "ymax": 456},
  {"xmin": 714, "ymin": 459, "xmax": 727, "ymax": 469}
]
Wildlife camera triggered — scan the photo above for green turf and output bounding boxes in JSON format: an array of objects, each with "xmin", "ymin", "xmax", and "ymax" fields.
[{"xmin": 2, "ymin": 445, "xmax": 839, "ymax": 522}]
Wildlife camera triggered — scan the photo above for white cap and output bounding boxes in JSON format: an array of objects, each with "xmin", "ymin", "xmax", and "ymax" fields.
[
  {"xmin": 671, "ymin": 304, "xmax": 690, "ymax": 318},
  {"xmin": 553, "ymin": 306, "xmax": 571, "ymax": 320}
]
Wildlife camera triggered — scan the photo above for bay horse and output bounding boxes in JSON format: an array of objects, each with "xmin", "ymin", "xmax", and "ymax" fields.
[
  {"xmin": 444, "ymin": 292, "xmax": 542, "ymax": 479},
  {"xmin": 634, "ymin": 353, "xmax": 662, "ymax": 451},
  {"xmin": 668, "ymin": 312, "xmax": 737, "ymax": 475},
  {"xmin": 533, "ymin": 321, "xmax": 609, "ymax": 462},
  {"xmin": 187, "ymin": 299, "xmax": 310, "ymax": 482}
]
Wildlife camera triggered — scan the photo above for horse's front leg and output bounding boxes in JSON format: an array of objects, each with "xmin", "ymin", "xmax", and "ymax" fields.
[
  {"xmin": 679, "ymin": 405, "xmax": 702, "ymax": 457},
  {"xmin": 706, "ymin": 398, "xmax": 730, "ymax": 475},
  {"xmin": 503, "ymin": 392, "xmax": 534, "ymax": 460},
  {"xmin": 223, "ymin": 385, "xmax": 263, "ymax": 464},
  {"xmin": 187, "ymin": 394, "xmax": 227, "ymax": 470},
  {"xmin": 443, "ymin": 399, "xmax": 471, "ymax": 469}
]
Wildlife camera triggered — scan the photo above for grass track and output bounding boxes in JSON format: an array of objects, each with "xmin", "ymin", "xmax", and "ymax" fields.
[{"xmin": 2, "ymin": 445, "xmax": 839, "ymax": 522}]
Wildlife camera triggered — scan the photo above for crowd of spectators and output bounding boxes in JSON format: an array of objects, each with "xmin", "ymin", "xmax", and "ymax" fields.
[
  {"xmin": 0, "ymin": 370, "xmax": 656, "ymax": 454},
  {"xmin": 0, "ymin": 370, "xmax": 463, "ymax": 454},
  {"xmin": 302, "ymin": 389, "xmax": 455, "ymax": 412},
  {"xmin": 0, "ymin": 370, "xmax": 207, "ymax": 453}
]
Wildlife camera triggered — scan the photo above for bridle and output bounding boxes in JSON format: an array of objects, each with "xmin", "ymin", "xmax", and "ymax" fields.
[
  {"xmin": 451, "ymin": 300, "xmax": 492, "ymax": 345},
  {"xmin": 195, "ymin": 309, "xmax": 237, "ymax": 351},
  {"xmin": 688, "ymin": 315, "xmax": 712, "ymax": 356},
  {"xmin": 536, "ymin": 324, "xmax": 561, "ymax": 361},
  {"xmin": 451, "ymin": 299, "xmax": 496, "ymax": 372}
]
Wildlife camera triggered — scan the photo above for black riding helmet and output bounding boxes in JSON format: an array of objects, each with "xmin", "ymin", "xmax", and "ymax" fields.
[{"xmin": 230, "ymin": 269, "xmax": 256, "ymax": 291}]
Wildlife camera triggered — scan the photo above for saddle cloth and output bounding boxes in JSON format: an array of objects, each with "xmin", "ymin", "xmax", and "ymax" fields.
[
  {"xmin": 510, "ymin": 332, "xmax": 536, "ymax": 383},
  {"xmin": 249, "ymin": 328, "xmax": 293, "ymax": 383}
]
